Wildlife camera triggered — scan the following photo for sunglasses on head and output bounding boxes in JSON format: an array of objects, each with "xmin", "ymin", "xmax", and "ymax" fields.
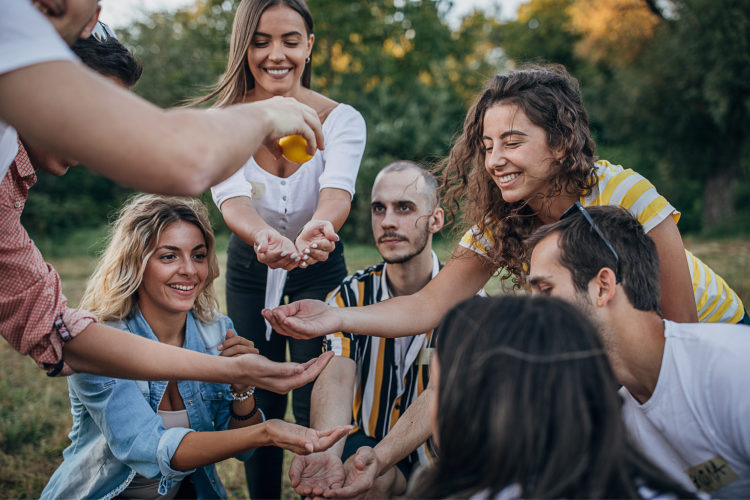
[
  {"xmin": 560, "ymin": 201, "xmax": 622, "ymax": 284},
  {"xmin": 90, "ymin": 21, "xmax": 118, "ymax": 42}
]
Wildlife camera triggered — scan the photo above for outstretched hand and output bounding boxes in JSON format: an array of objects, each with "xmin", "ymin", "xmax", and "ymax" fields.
[
  {"xmin": 265, "ymin": 420, "xmax": 352, "ymax": 455},
  {"xmin": 254, "ymin": 228, "xmax": 301, "ymax": 271},
  {"xmin": 262, "ymin": 300, "xmax": 343, "ymax": 340},
  {"xmin": 234, "ymin": 351, "xmax": 335, "ymax": 394},
  {"xmin": 325, "ymin": 446, "xmax": 381, "ymax": 499},
  {"xmin": 290, "ymin": 452, "xmax": 346, "ymax": 499},
  {"xmin": 294, "ymin": 220, "xmax": 339, "ymax": 268}
]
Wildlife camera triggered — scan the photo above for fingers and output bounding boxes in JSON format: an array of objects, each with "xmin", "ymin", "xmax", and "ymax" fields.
[
  {"xmin": 225, "ymin": 328, "xmax": 237, "ymax": 340},
  {"xmin": 313, "ymin": 425, "xmax": 353, "ymax": 452},
  {"xmin": 254, "ymin": 232, "xmax": 269, "ymax": 254},
  {"xmin": 301, "ymin": 104, "xmax": 324, "ymax": 154},
  {"xmin": 265, "ymin": 139, "xmax": 283, "ymax": 159},
  {"xmin": 218, "ymin": 336, "xmax": 260, "ymax": 356},
  {"xmin": 289, "ymin": 455, "xmax": 305, "ymax": 488}
]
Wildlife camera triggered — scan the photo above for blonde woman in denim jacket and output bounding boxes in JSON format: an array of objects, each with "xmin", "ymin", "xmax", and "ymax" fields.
[{"xmin": 41, "ymin": 195, "xmax": 350, "ymax": 500}]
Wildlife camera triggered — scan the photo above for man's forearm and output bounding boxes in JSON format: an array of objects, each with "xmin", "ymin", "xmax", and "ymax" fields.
[
  {"xmin": 310, "ymin": 356, "xmax": 357, "ymax": 457},
  {"xmin": 0, "ymin": 61, "xmax": 269, "ymax": 196},
  {"xmin": 63, "ymin": 323, "xmax": 240, "ymax": 383},
  {"xmin": 373, "ymin": 384, "xmax": 434, "ymax": 474}
]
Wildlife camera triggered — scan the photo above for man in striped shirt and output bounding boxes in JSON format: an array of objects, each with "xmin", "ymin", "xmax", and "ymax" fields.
[{"xmin": 289, "ymin": 161, "xmax": 444, "ymax": 499}]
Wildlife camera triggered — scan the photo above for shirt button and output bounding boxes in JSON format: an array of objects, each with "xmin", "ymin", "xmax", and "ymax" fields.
[
  {"xmin": 280, "ymin": 180, "xmax": 286, "ymax": 185},
  {"xmin": 282, "ymin": 217, "xmax": 288, "ymax": 222},
  {"xmin": 217, "ymin": 392, "xmax": 223, "ymax": 398},
  {"xmin": 14, "ymin": 201, "xmax": 22, "ymax": 208},
  {"xmin": 282, "ymin": 196, "xmax": 287, "ymax": 201},
  {"xmin": 281, "ymin": 227, "xmax": 287, "ymax": 232},
  {"xmin": 188, "ymin": 401, "xmax": 193, "ymax": 405}
]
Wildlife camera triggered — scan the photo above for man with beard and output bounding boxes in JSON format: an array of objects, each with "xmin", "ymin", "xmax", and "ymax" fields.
[
  {"xmin": 525, "ymin": 205, "xmax": 749, "ymax": 498},
  {"xmin": 288, "ymin": 161, "xmax": 445, "ymax": 499}
]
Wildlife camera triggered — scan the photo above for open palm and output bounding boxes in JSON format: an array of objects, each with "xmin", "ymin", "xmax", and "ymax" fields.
[
  {"xmin": 290, "ymin": 452, "xmax": 346, "ymax": 498},
  {"xmin": 262, "ymin": 299, "xmax": 343, "ymax": 339}
]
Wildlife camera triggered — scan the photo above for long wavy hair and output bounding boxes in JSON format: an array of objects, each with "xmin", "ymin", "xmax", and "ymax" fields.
[
  {"xmin": 189, "ymin": 0, "xmax": 313, "ymax": 108},
  {"xmin": 441, "ymin": 64, "xmax": 598, "ymax": 288},
  {"xmin": 407, "ymin": 296, "xmax": 697, "ymax": 499},
  {"xmin": 80, "ymin": 194, "xmax": 221, "ymax": 324}
]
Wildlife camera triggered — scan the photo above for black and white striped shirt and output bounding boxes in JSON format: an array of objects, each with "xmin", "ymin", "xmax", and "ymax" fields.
[{"xmin": 324, "ymin": 251, "xmax": 442, "ymax": 467}]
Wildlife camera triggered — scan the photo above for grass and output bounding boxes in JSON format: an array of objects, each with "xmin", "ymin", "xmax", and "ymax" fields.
[{"xmin": 1, "ymin": 235, "xmax": 748, "ymax": 498}]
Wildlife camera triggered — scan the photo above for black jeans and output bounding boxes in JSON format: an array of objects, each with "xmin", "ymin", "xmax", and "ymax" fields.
[{"xmin": 225, "ymin": 234, "xmax": 347, "ymax": 499}]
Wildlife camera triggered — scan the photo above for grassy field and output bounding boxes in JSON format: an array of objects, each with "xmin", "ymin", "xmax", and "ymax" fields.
[{"xmin": 1, "ymin": 235, "xmax": 749, "ymax": 498}]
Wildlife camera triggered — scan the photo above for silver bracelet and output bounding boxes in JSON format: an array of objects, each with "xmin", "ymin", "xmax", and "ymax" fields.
[{"xmin": 229, "ymin": 386, "xmax": 255, "ymax": 401}]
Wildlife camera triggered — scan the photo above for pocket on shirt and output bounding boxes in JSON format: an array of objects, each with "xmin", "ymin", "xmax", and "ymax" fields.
[{"xmin": 199, "ymin": 383, "xmax": 231, "ymax": 418}]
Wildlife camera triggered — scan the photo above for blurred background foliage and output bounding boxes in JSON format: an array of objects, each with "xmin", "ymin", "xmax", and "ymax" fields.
[{"xmin": 23, "ymin": 0, "xmax": 750, "ymax": 251}]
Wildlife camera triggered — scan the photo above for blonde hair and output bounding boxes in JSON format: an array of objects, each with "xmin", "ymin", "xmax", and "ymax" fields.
[
  {"xmin": 188, "ymin": 0, "xmax": 314, "ymax": 109},
  {"xmin": 80, "ymin": 194, "xmax": 221, "ymax": 324}
]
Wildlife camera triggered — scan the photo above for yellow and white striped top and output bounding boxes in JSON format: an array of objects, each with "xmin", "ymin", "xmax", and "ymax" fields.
[{"xmin": 459, "ymin": 160, "xmax": 745, "ymax": 323}]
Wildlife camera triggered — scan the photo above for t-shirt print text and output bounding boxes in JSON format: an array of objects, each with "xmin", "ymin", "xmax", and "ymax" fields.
[{"xmin": 685, "ymin": 455, "xmax": 740, "ymax": 492}]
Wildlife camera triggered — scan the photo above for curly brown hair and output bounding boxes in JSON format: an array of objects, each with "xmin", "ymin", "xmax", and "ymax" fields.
[{"xmin": 440, "ymin": 64, "xmax": 598, "ymax": 288}]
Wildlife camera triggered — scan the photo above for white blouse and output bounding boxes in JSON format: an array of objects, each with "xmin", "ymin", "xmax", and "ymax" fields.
[{"xmin": 211, "ymin": 103, "xmax": 366, "ymax": 240}]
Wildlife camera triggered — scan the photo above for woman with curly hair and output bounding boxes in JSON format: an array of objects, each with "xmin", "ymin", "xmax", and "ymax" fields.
[
  {"xmin": 264, "ymin": 64, "xmax": 746, "ymax": 341},
  {"xmin": 41, "ymin": 195, "xmax": 350, "ymax": 500}
]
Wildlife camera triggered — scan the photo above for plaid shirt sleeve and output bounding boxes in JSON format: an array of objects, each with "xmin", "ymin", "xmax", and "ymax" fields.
[{"xmin": 0, "ymin": 142, "xmax": 97, "ymax": 376}]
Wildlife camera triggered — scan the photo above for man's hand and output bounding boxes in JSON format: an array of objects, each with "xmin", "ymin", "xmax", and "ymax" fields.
[
  {"xmin": 251, "ymin": 96, "xmax": 325, "ymax": 159},
  {"xmin": 234, "ymin": 351, "xmax": 335, "ymax": 393},
  {"xmin": 218, "ymin": 329, "xmax": 259, "ymax": 394},
  {"xmin": 295, "ymin": 220, "xmax": 339, "ymax": 268},
  {"xmin": 290, "ymin": 452, "xmax": 346, "ymax": 499},
  {"xmin": 254, "ymin": 228, "xmax": 301, "ymax": 270},
  {"xmin": 325, "ymin": 447, "xmax": 381, "ymax": 499},
  {"xmin": 261, "ymin": 300, "xmax": 343, "ymax": 340},
  {"xmin": 264, "ymin": 420, "xmax": 352, "ymax": 455}
]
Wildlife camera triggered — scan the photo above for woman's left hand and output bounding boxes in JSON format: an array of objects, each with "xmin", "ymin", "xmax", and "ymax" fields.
[
  {"xmin": 295, "ymin": 220, "xmax": 339, "ymax": 268},
  {"xmin": 219, "ymin": 329, "xmax": 260, "ymax": 393}
]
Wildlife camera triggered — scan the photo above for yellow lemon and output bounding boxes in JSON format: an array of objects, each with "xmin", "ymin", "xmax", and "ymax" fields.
[{"xmin": 279, "ymin": 135, "xmax": 314, "ymax": 164}]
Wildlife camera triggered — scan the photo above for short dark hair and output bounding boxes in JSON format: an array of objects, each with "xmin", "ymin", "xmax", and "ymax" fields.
[
  {"xmin": 526, "ymin": 205, "xmax": 662, "ymax": 315},
  {"xmin": 71, "ymin": 37, "xmax": 143, "ymax": 88},
  {"xmin": 378, "ymin": 160, "xmax": 441, "ymax": 210},
  {"xmin": 407, "ymin": 296, "xmax": 695, "ymax": 499}
]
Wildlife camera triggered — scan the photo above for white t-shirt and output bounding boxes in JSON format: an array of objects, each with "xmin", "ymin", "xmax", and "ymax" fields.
[
  {"xmin": 211, "ymin": 103, "xmax": 366, "ymax": 239},
  {"xmin": 620, "ymin": 320, "xmax": 750, "ymax": 498},
  {"xmin": 0, "ymin": 0, "xmax": 77, "ymax": 182}
]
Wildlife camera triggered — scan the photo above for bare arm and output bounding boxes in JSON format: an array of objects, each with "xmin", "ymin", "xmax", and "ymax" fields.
[
  {"xmin": 370, "ymin": 382, "xmax": 433, "ymax": 472},
  {"xmin": 325, "ymin": 383, "xmax": 434, "ymax": 499},
  {"xmin": 171, "ymin": 420, "xmax": 351, "ymax": 471},
  {"xmin": 0, "ymin": 61, "xmax": 324, "ymax": 196},
  {"xmin": 289, "ymin": 356, "xmax": 357, "ymax": 498},
  {"xmin": 648, "ymin": 217, "xmax": 699, "ymax": 323},
  {"xmin": 310, "ymin": 356, "xmax": 357, "ymax": 457},
  {"xmin": 264, "ymin": 247, "xmax": 494, "ymax": 339},
  {"xmin": 296, "ymin": 188, "xmax": 351, "ymax": 265},
  {"xmin": 222, "ymin": 196, "xmax": 300, "ymax": 270},
  {"xmin": 63, "ymin": 323, "xmax": 335, "ymax": 393}
]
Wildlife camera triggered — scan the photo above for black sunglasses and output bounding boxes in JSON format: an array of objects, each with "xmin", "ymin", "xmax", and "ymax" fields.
[{"xmin": 560, "ymin": 201, "xmax": 622, "ymax": 284}]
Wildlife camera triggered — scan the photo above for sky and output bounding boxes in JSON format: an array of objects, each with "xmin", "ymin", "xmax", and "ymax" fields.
[{"xmin": 98, "ymin": 0, "xmax": 526, "ymax": 29}]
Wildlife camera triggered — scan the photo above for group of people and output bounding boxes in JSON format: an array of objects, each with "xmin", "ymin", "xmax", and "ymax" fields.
[{"xmin": 1, "ymin": 0, "xmax": 748, "ymax": 499}]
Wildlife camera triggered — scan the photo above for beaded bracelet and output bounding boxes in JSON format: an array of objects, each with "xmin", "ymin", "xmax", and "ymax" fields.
[{"xmin": 230, "ymin": 394, "xmax": 260, "ymax": 421}]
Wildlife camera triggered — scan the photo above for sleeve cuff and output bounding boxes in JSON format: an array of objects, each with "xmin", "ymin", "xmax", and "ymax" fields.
[{"xmin": 156, "ymin": 427, "xmax": 196, "ymax": 494}]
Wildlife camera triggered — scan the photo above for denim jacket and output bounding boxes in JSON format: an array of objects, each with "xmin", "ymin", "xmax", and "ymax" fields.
[{"xmin": 41, "ymin": 310, "xmax": 255, "ymax": 500}]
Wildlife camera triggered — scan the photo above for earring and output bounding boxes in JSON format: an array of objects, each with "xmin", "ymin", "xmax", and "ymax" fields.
[{"xmin": 306, "ymin": 56, "xmax": 311, "ymax": 63}]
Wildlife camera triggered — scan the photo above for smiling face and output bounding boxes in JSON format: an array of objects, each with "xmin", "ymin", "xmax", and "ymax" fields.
[
  {"xmin": 246, "ymin": 5, "xmax": 313, "ymax": 96},
  {"xmin": 31, "ymin": 0, "xmax": 100, "ymax": 45},
  {"xmin": 482, "ymin": 104, "xmax": 560, "ymax": 206},
  {"xmin": 137, "ymin": 221, "xmax": 209, "ymax": 317},
  {"xmin": 371, "ymin": 169, "xmax": 442, "ymax": 265}
]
